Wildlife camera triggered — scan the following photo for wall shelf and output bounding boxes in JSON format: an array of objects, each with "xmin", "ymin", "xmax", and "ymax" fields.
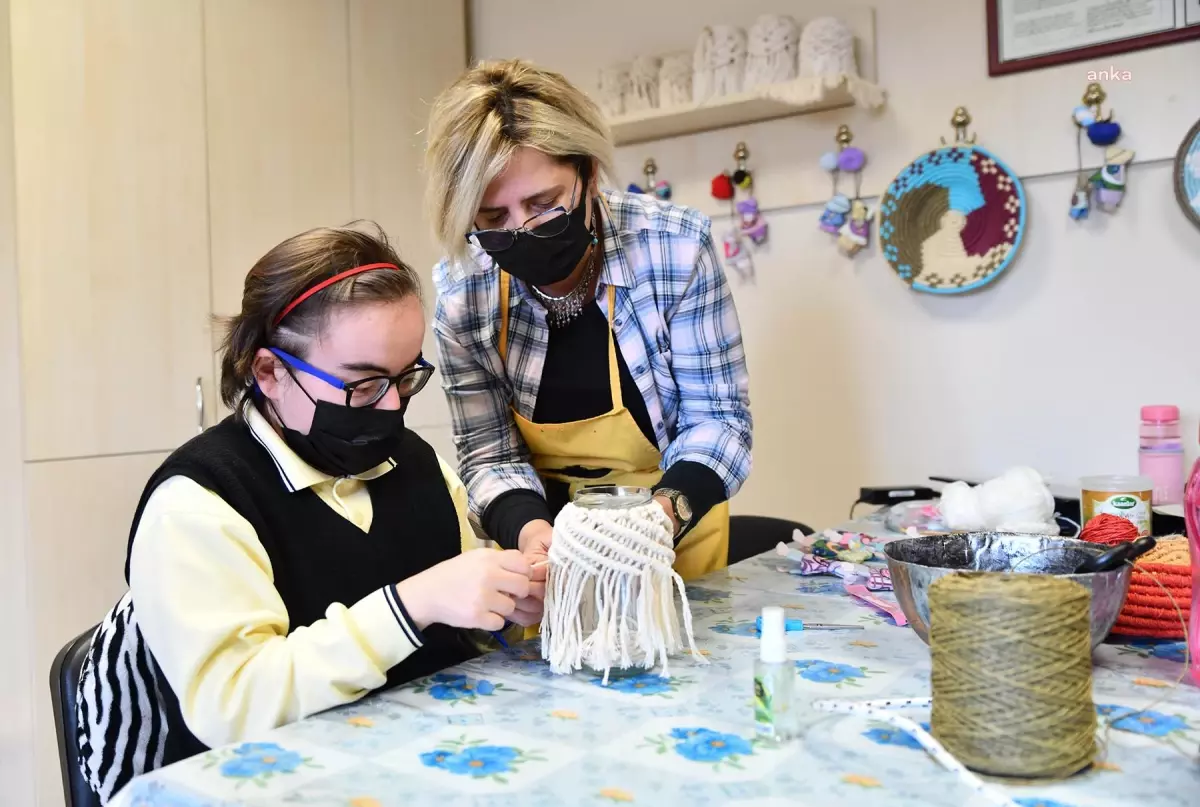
[{"xmin": 609, "ymin": 75, "xmax": 885, "ymax": 146}]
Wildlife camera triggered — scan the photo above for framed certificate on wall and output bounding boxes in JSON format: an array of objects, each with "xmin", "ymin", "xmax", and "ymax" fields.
[{"xmin": 987, "ymin": 0, "xmax": 1200, "ymax": 76}]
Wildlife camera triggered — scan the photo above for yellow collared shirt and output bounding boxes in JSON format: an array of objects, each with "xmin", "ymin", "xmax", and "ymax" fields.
[{"xmin": 128, "ymin": 404, "xmax": 480, "ymax": 748}]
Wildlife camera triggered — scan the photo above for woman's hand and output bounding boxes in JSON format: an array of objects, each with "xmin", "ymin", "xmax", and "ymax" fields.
[{"xmin": 396, "ymin": 549, "xmax": 533, "ymax": 632}]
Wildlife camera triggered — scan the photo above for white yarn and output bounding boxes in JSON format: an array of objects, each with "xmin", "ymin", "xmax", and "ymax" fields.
[
  {"xmin": 658, "ymin": 51, "xmax": 693, "ymax": 108},
  {"xmin": 938, "ymin": 467, "xmax": 1060, "ymax": 535},
  {"xmin": 799, "ymin": 17, "xmax": 859, "ymax": 78},
  {"xmin": 745, "ymin": 14, "xmax": 799, "ymax": 89},
  {"xmin": 541, "ymin": 502, "xmax": 706, "ymax": 685},
  {"xmin": 626, "ymin": 55, "xmax": 661, "ymax": 113},
  {"xmin": 597, "ymin": 63, "xmax": 631, "ymax": 118},
  {"xmin": 693, "ymin": 25, "xmax": 746, "ymax": 102}
]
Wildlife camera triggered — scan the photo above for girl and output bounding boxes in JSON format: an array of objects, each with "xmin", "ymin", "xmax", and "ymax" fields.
[
  {"xmin": 76, "ymin": 224, "xmax": 540, "ymax": 802},
  {"xmin": 425, "ymin": 60, "xmax": 752, "ymax": 580}
]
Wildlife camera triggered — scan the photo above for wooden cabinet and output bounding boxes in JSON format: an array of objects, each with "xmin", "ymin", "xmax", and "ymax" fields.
[
  {"xmin": 11, "ymin": 0, "xmax": 212, "ymax": 461},
  {"xmin": 0, "ymin": 2, "xmax": 468, "ymax": 803}
]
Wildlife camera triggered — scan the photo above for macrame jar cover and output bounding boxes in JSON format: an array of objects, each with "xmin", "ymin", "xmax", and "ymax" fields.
[
  {"xmin": 597, "ymin": 63, "xmax": 631, "ymax": 118},
  {"xmin": 745, "ymin": 14, "xmax": 799, "ymax": 89},
  {"xmin": 658, "ymin": 51, "xmax": 693, "ymax": 108},
  {"xmin": 541, "ymin": 502, "xmax": 705, "ymax": 685},
  {"xmin": 626, "ymin": 55, "xmax": 662, "ymax": 113},
  {"xmin": 693, "ymin": 24, "xmax": 747, "ymax": 103}
]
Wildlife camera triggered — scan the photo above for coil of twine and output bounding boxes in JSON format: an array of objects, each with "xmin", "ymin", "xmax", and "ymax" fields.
[
  {"xmin": 1111, "ymin": 536, "xmax": 1192, "ymax": 638},
  {"xmin": 929, "ymin": 572, "xmax": 1096, "ymax": 779},
  {"xmin": 1079, "ymin": 513, "xmax": 1140, "ymax": 545}
]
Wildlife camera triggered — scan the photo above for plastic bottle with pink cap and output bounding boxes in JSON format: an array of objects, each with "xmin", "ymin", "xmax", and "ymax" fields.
[{"xmin": 1139, "ymin": 405, "xmax": 1183, "ymax": 506}]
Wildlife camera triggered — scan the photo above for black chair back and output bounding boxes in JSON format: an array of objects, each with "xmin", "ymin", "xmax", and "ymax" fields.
[
  {"xmin": 49, "ymin": 627, "xmax": 101, "ymax": 807},
  {"xmin": 728, "ymin": 515, "xmax": 814, "ymax": 565}
]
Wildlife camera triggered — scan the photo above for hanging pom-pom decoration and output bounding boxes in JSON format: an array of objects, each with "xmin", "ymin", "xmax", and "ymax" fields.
[
  {"xmin": 627, "ymin": 182, "xmax": 645, "ymax": 194},
  {"xmin": 1072, "ymin": 105, "xmax": 1096, "ymax": 127},
  {"xmin": 652, "ymin": 181, "xmax": 672, "ymax": 200},
  {"xmin": 710, "ymin": 172, "xmax": 735, "ymax": 200},
  {"xmin": 819, "ymin": 151, "xmax": 840, "ymax": 173},
  {"xmin": 838, "ymin": 146, "xmax": 866, "ymax": 173},
  {"xmin": 732, "ymin": 168, "xmax": 753, "ymax": 189},
  {"xmin": 1087, "ymin": 120, "xmax": 1122, "ymax": 146}
]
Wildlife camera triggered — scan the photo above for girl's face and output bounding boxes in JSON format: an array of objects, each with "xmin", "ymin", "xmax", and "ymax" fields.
[{"xmin": 253, "ymin": 295, "xmax": 426, "ymax": 434}]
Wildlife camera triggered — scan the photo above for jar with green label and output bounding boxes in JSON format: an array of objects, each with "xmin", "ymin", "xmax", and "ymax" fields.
[{"xmin": 1080, "ymin": 475, "xmax": 1153, "ymax": 536}]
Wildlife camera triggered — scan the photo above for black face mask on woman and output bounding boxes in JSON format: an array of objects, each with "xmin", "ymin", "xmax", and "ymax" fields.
[
  {"xmin": 484, "ymin": 198, "xmax": 597, "ymax": 288},
  {"xmin": 271, "ymin": 380, "xmax": 408, "ymax": 478}
]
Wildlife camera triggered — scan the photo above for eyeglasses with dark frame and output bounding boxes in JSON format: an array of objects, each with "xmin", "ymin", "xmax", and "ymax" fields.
[
  {"xmin": 465, "ymin": 173, "xmax": 582, "ymax": 253},
  {"xmin": 268, "ymin": 347, "xmax": 435, "ymax": 408}
]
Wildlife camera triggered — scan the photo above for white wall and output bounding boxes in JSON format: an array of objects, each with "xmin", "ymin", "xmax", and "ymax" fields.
[{"xmin": 469, "ymin": 0, "xmax": 1200, "ymax": 529}]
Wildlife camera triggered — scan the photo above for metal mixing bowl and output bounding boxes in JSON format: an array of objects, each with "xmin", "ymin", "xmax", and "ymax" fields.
[{"xmin": 884, "ymin": 532, "xmax": 1133, "ymax": 648}]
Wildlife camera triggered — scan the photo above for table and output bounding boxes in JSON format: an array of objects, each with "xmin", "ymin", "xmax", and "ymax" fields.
[{"xmin": 114, "ymin": 551, "xmax": 1200, "ymax": 807}]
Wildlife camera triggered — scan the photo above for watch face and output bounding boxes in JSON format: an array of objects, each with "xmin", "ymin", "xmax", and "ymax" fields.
[{"xmin": 675, "ymin": 494, "xmax": 692, "ymax": 522}]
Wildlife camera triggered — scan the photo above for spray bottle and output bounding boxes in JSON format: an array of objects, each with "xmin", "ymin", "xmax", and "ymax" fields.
[{"xmin": 754, "ymin": 606, "xmax": 799, "ymax": 741}]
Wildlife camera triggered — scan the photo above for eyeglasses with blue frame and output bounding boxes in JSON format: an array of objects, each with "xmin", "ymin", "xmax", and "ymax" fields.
[{"xmin": 268, "ymin": 348, "xmax": 435, "ymax": 408}]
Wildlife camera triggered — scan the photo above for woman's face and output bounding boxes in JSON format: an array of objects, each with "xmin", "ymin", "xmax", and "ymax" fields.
[
  {"xmin": 475, "ymin": 147, "xmax": 593, "ymax": 232},
  {"xmin": 253, "ymin": 296, "xmax": 425, "ymax": 434}
]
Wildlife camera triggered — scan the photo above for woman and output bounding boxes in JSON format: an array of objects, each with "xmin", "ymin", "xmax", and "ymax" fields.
[
  {"xmin": 425, "ymin": 60, "xmax": 752, "ymax": 581},
  {"xmin": 76, "ymin": 224, "xmax": 541, "ymax": 803}
]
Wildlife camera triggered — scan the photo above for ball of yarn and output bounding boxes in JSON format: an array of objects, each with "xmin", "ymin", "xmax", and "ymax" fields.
[
  {"xmin": 1072, "ymin": 105, "xmax": 1096, "ymax": 127},
  {"xmin": 1079, "ymin": 513, "xmax": 1140, "ymax": 545},
  {"xmin": 1087, "ymin": 120, "xmax": 1121, "ymax": 146},
  {"xmin": 819, "ymin": 150, "xmax": 840, "ymax": 172},
  {"xmin": 838, "ymin": 146, "xmax": 866, "ymax": 172}
]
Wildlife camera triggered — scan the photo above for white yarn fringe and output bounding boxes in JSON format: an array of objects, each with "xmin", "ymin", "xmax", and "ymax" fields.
[
  {"xmin": 626, "ymin": 55, "xmax": 661, "ymax": 113},
  {"xmin": 759, "ymin": 74, "xmax": 886, "ymax": 110},
  {"xmin": 596, "ymin": 63, "xmax": 630, "ymax": 117},
  {"xmin": 659, "ymin": 51, "xmax": 692, "ymax": 108},
  {"xmin": 799, "ymin": 17, "xmax": 859, "ymax": 78},
  {"xmin": 541, "ymin": 502, "xmax": 706, "ymax": 685},
  {"xmin": 745, "ymin": 14, "xmax": 799, "ymax": 89},
  {"xmin": 693, "ymin": 24, "xmax": 746, "ymax": 102}
]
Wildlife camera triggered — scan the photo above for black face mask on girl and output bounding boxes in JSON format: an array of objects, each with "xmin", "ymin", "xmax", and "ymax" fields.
[
  {"xmin": 483, "ymin": 198, "xmax": 598, "ymax": 288},
  {"xmin": 272, "ymin": 377, "xmax": 408, "ymax": 478}
]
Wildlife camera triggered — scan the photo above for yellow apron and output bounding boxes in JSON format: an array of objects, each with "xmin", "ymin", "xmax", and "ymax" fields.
[{"xmin": 498, "ymin": 271, "xmax": 729, "ymax": 595}]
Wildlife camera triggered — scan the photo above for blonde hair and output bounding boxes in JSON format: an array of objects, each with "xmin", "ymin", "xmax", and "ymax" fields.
[{"xmin": 424, "ymin": 59, "xmax": 614, "ymax": 261}]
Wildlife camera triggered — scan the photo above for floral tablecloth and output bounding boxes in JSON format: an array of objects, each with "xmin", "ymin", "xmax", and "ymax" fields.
[{"xmin": 113, "ymin": 552, "xmax": 1200, "ymax": 807}]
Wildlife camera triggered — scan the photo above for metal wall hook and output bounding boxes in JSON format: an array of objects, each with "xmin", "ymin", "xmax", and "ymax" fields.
[
  {"xmin": 642, "ymin": 157, "xmax": 657, "ymax": 188},
  {"xmin": 733, "ymin": 142, "xmax": 749, "ymax": 170},
  {"xmin": 940, "ymin": 106, "xmax": 977, "ymax": 145},
  {"xmin": 1082, "ymin": 81, "xmax": 1113, "ymax": 122},
  {"xmin": 835, "ymin": 124, "xmax": 853, "ymax": 149}
]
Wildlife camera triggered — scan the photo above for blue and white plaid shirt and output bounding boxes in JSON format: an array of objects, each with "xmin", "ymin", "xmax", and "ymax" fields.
[{"xmin": 432, "ymin": 189, "xmax": 752, "ymax": 519}]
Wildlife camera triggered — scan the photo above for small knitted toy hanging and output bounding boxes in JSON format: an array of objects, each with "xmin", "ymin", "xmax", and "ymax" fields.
[
  {"xmin": 1070, "ymin": 82, "xmax": 1134, "ymax": 219},
  {"xmin": 818, "ymin": 124, "xmax": 870, "ymax": 257},
  {"xmin": 732, "ymin": 142, "xmax": 767, "ymax": 245},
  {"xmin": 541, "ymin": 499, "xmax": 704, "ymax": 684},
  {"xmin": 627, "ymin": 157, "xmax": 671, "ymax": 200}
]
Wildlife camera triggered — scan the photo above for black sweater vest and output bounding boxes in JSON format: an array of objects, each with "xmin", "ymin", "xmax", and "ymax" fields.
[{"xmin": 124, "ymin": 415, "xmax": 476, "ymax": 764}]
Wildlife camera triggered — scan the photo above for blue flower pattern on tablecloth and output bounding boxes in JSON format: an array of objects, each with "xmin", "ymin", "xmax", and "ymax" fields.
[
  {"xmin": 1014, "ymin": 799, "xmax": 1078, "ymax": 807},
  {"xmin": 667, "ymin": 728, "xmax": 754, "ymax": 764},
  {"xmin": 1097, "ymin": 704, "xmax": 1190, "ymax": 737},
  {"xmin": 218, "ymin": 742, "xmax": 304, "ymax": 779},
  {"xmin": 685, "ymin": 586, "xmax": 728, "ymax": 603},
  {"xmin": 711, "ymin": 620, "xmax": 760, "ymax": 637},
  {"xmin": 795, "ymin": 659, "xmax": 867, "ymax": 684},
  {"xmin": 409, "ymin": 672, "xmax": 503, "ymax": 703},
  {"xmin": 592, "ymin": 672, "xmax": 674, "ymax": 696},
  {"xmin": 419, "ymin": 737, "xmax": 542, "ymax": 782},
  {"xmin": 862, "ymin": 722, "xmax": 929, "ymax": 749}
]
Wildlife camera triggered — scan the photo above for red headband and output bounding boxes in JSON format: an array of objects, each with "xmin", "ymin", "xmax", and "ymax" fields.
[{"xmin": 273, "ymin": 262, "xmax": 399, "ymax": 327}]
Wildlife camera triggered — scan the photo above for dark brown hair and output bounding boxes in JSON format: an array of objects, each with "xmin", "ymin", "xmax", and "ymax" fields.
[{"xmin": 218, "ymin": 222, "xmax": 421, "ymax": 412}]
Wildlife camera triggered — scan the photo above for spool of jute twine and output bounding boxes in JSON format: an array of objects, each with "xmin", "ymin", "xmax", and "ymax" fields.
[{"xmin": 929, "ymin": 572, "xmax": 1096, "ymax": 779}]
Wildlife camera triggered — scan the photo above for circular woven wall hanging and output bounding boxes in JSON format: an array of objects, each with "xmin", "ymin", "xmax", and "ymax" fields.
[
  {"xmin": 879, "ymin": 143, "xmax": 1026, "ymax": 294},
  {"xmin": 1174, "ymin": 117, "xmax": 1200, "ymax": 231}
]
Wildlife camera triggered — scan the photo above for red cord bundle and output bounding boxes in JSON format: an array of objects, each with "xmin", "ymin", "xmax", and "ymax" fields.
[{"xmin": 1079, "ymin": 513, "xmax": 1140, "ymax": 545}]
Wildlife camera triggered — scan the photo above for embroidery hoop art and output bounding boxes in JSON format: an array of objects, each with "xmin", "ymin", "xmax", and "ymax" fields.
[
  {"xmin": 1173, "ymin": 117, "xmax": 1200, "ymax": 231},
  {"xmin": 878, "ymin": 110, "xmax": 1027, "ymax": 295}
]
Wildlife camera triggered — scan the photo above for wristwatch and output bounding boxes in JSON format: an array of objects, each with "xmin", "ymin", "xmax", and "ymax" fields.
[{"xmin": 655, "ymin": 488, "xmax": 692, "ymax": 537}]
